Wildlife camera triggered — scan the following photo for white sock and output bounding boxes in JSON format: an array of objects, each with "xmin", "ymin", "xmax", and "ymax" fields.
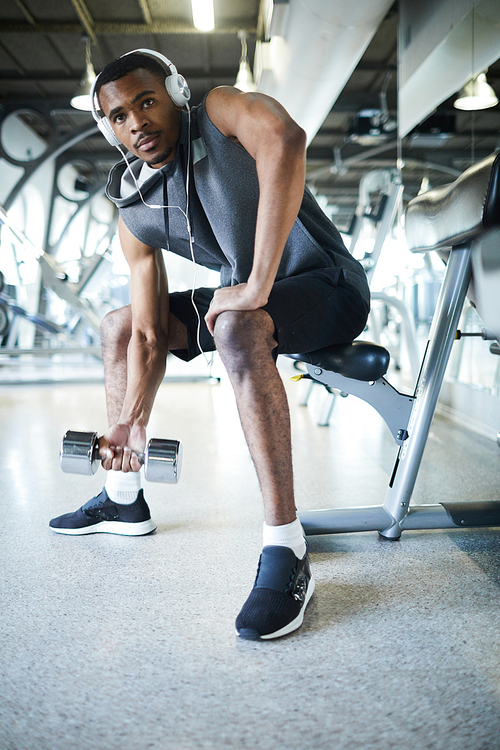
[
  {"xmin": 105, "ymin": 470, "xmax": 142, "ymax": 505},
  {"xmin": 263, "ymin": 518, "xmax": 307, "ymax": 559}
]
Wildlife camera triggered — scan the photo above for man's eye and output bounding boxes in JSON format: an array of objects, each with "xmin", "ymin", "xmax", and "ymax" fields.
[
  {"xmin": 113, "ymin": 114, "xmax": 125, "ymax": 124},
  {"xmin": 143, "ymin": 99, "xmax": 154, "ymax": 108}
]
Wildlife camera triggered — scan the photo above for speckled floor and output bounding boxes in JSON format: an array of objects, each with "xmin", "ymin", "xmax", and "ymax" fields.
[{"xmin": 1, "ymin": 357, "xmax": 500, "ymax": 750}]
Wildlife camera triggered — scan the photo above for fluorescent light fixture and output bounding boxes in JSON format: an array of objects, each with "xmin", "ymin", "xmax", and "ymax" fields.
[
  {"xmin": 454, "ymin": 72, "xmax": 498, "ymax": 111},
  {"xmin": 191, "ymin": 0, "xmax": 215, "ymax": 32}
]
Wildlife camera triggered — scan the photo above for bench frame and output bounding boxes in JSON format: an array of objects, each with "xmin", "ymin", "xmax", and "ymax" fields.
[{"xmin": 295, "ymin": 239, "xmax": 500, "ymax": 539}]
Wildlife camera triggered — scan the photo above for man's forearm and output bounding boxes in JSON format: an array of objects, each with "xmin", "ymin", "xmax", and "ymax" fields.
[
  {"xmin": 246, "ymin": 119, "xmax": 306, "ymax": 303},
  {"xmin": 118, "ymin": 332, "xmax": 168, "ymax": 427}
]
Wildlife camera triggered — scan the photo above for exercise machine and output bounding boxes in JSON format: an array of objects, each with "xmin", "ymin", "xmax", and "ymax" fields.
[
  {"xmin": 302, "ymin": 168, "xmax": 420, "ymax": 426},
  {"xmin": 290, "ymin": 151, "xmax": 500, "ymax": 540}
]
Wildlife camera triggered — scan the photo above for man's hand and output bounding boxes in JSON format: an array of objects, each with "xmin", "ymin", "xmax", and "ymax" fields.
[
  {"xmin": 98, "ymin": 423, "xmax": 147, "ymax": 473},
  {"xmin": 204, "ymin": 283, "xmax": 267, "ymax": 335}
]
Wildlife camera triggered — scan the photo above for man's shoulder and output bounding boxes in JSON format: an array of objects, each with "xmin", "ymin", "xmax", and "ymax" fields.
[
  {"xmin": 202, "ymin": 87, "xmax": 244, "ymax": 129},
  {"xmin": 205, "ymin": 86, "xmax": 239, "ymax": 103},
  {"xmin": 198, "ymin": 88, "xmax": 249, "ymax": 149}
]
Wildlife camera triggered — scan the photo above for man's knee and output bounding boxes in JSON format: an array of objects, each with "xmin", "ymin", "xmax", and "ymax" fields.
[
  {"xmin": 214, "ymin": 310, "xmax": 277, "ymax": 363},
  {"xmin": 100, "ymin": 306, "xmax": 131, "ymax": 351}
]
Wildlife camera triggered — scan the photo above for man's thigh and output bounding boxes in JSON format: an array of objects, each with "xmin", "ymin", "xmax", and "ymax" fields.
[
  {"xmin": 168, "ymin": 269, "xmax": 370, "ymax": 362},
  {"xmin": 168, "ymin": 287, "xmax": 217, "ymax": 362},
  {"xmin": 263, "ymin": 268, "xmax": 370, "ymax": 354}
]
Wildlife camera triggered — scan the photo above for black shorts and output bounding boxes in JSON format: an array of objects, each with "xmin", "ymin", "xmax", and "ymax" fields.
[{"xmin": 168, "ymin": 267, "xmax": 370, "ymax": 362}]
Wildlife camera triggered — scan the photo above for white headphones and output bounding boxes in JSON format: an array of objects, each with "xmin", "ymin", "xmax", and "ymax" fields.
[{"xmin": 91, "ymin": 48, "xmax": 191, "ymax": 148}]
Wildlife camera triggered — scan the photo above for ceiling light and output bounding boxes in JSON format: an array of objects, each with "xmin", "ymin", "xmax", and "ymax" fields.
[
  {"xmin": 454, "ymin": 72, "xmax": 498, "ymax": 111},
  {"xmin": 71, "ymin": 38, "xmax": 96, "ymax": 111},
  {"xmin": 234, "ymin": 30, "xmax": 256, "ymax": 93},
  {"xmin": 191, "ymin": 0, "xmax": 215, "ymax": 32}
]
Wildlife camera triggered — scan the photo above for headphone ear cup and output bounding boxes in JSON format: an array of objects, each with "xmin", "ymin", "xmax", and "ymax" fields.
[
  {"xmin": 98, "ymin": 117, "xmax": 122, "ymax": 148},
  {"xmin": 165, "ymin": 74, "xmax": 191, "ymax": 107}
]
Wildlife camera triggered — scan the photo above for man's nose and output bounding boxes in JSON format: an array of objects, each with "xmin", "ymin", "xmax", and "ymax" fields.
[{"xmin": 128, "ymin": 109, "xmax": 148, "ymax": 131}]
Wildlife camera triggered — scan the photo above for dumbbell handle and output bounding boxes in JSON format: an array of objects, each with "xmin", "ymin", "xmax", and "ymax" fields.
[
  {"xmin": 60, "ymin": 430, "xmax": 182, "ymax": 484},
  {"xmin": 98, "ymin": 444, "xmax": 148, "ymax": 465},
  {"xmin": 101, "ymin": 445, "xmax": 147, "ymax": 464}
]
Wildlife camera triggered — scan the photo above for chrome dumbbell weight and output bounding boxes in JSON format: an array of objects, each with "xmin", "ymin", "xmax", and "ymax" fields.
[{"xmin": 59, "ymin": 430, "xmax": 182, "ymax": 484}]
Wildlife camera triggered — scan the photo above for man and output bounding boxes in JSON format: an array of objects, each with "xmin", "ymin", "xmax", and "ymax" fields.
[{"xmin": 50, "ymin": 51, "xmax": 370, "ymax": 640}]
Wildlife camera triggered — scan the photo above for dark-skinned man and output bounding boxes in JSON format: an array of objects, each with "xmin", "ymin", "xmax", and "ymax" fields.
[{"xmin": 50, "ymin": 51, "xmax": 370, "ymax": 640}]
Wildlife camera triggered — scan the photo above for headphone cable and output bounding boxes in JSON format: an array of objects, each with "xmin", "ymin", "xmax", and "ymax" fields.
[{"xmin": 118, "ymin": 107, "xmax": 208, "ymax": 363}]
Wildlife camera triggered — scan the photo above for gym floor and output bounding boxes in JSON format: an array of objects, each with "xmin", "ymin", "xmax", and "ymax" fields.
[{"xmin": 1, "ymin": 355, "xmax": 500, "ymax": 750}]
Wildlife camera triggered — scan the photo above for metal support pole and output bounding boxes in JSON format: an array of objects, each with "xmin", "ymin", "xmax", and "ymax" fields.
[{"xmin": 380, "ymin": 244, "xmax": 473, "ymax": 538}]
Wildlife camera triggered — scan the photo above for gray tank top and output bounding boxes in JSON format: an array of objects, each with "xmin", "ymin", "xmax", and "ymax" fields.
[{"xmin": 105, "ymin": 99, "xmax": 369, "ymax": 300}]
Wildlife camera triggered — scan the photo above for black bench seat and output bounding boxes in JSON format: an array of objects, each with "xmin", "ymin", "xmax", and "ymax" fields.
[{"xmin": 287, "ymin": 340, "xmax": 390, "ymax": 383}]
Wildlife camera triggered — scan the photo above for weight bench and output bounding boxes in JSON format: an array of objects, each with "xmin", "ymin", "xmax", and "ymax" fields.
[{"xmin": 290, "ymin": 151, "xmax": 500, "ymax": 540}]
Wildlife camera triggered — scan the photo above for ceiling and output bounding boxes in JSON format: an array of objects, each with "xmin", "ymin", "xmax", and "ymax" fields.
[{"xmin": 1, "ymin": 0, "xmax": 500, "ymax": 232}]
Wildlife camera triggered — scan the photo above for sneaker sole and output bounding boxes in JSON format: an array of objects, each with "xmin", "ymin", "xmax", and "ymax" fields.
[
  {"xmin": 49, "ymin": 519, "xmax": 157, "ymax": 536},
  {"xmin": 237, "ymin": 572, "xmax": 316, "ymax": 641}
]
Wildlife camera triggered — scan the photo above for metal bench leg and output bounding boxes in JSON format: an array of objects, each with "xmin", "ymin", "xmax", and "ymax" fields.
[
  {"xmin": 380, "ymin": 244, "xmax": 473, "ymax": 539},
  {"xmin": 317, "ymin": 389, "xmax": 338, "ymax": 426},
  {"xmin": 298, "ymin": 377, "xmax": 315, "ymax": 406}
]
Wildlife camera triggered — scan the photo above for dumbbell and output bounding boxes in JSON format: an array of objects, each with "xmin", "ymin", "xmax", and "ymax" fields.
[{"xmin": 59, "ymin": 430, "xmax": 182, "ymax": 484}]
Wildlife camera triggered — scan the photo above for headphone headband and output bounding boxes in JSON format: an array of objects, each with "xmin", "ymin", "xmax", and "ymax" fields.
[{"xmin": 91, "ymin": 48, "xmax": 191, "ymax": 148}]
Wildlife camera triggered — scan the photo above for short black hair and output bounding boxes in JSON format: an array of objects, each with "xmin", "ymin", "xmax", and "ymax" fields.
[{"xmin": 94, "ymin": 52, "xmax": 168, "ymax": 109}]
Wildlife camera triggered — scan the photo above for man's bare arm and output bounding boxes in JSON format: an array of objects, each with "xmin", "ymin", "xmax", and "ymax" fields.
[
  {"xmin": 204, "ymin": 87, "xmax": 306, "ymax": 333},
  {"xmin": 100, "ymin": 217, "xmax": 170, "ymax": 471}
]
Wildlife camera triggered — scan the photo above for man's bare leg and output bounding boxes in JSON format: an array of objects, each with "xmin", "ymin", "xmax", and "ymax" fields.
[
  {"xmin": 214, "ymin": 309, "xmax": 314, "ymax": 640},
  {"xmin": 101, "ymin": 305, "xmax": 296, "ymax": 517},
  {"xmin": 49, "ymin": 305, "xmax": 189, "ymax": 535},
  {"xmin": 213, "ymin": 308, "xmax": 296, "ymax": 526}
]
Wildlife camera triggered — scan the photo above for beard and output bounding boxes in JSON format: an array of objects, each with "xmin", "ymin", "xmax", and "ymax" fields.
[
  {"xmin": 133, "ymin": 130, "xmax": 175, "ymax": 168},
  {"xmin": 145, "ymin": 146, "xmax": 174, "ymax": 166},
  {"xmin": 146, "ymin": 148, "xmax": 173, "ymax": 167}
]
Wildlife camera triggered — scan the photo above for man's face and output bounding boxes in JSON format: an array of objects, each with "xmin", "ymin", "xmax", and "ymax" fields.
[{"xmin": 98, "ymin": 69, "xmax": 182, "ymax": 168}]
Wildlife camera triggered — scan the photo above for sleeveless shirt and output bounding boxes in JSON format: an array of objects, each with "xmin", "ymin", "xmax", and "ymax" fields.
[{"xmin": 105, "ymin": 98, "xmax": 369, "ymax": 302}]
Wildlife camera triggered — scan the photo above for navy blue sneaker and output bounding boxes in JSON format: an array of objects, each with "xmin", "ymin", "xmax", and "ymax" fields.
[
  {"xmin": 236, "ymin": 545, "xmax": 315, "ymax": 640},
  {"xmin": 49, "ymin": 488, "xmax": 156, "ymax": 536}
]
